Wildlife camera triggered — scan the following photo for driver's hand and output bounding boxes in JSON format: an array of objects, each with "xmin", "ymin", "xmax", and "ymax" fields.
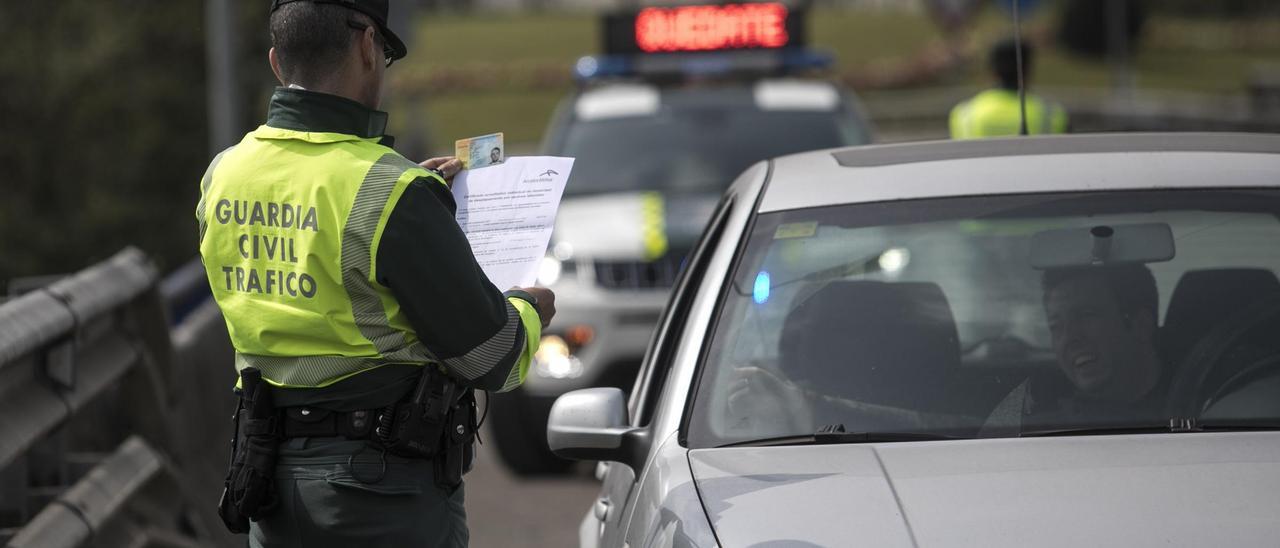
[{"xmin": 726, "ymin": 366, "xmax": 813, "ymax": 432}]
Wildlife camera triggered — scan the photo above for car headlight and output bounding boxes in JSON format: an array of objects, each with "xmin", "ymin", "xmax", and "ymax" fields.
[
  {"xmin": 552, "ymin": 241, "xmax": 574, "ymax": 261},
  {"xmin": 538, "ymin": 256, "xmax": 563, "ymax": 286},
  {"xmin": 533, "ymin": 335, "xmax": 584, "ymax": 379}
]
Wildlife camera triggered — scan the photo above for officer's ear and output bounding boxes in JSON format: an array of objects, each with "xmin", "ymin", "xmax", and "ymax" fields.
[
  {"xmin": 268, "ymin": 47, "xmax": 287, "ymax": 86},
  {"xmin": 358, "ymin": 26, "xmax": 379, "ymax": 72}
]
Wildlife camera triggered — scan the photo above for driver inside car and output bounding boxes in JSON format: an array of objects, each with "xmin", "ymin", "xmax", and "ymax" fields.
[
  {"xmin": 729, "ymin": 264, "xmax": 1173, "ymax": 437},
  {"xmin": 984, "ymin": 264, "xmax": 1169, "ymax": 431},
  {"xmin": 1043, "ymin": 265, "xmax": 1165, "ymax": 409}
]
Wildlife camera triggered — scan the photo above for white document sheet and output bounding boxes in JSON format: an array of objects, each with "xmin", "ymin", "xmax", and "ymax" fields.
[{"xmin": 451, "ymin": 156, "xmax": 574, "ymax": 291}]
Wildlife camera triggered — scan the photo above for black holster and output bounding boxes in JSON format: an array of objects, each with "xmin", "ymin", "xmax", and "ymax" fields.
[
  {"xmin": 373, "ymin": 367, "xmax": 477, "ymax": 490},
  {"xmin": 435, "ymin": 389, "xmax": 478, "ymax": 491},
  {"xmin": 218, "ymin": 367, "xmax": 281, "ymax": 534},
  {"xmin": 375, "ymin": 366, "xmax": 454, "ymax": 459}
]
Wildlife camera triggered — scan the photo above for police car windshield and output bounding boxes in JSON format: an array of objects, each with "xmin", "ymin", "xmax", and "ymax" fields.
[
  {"xmin": 686, "ymin": 189, "xmax": 1280, "ymax": 449},
  {"xmin": 555, "ymin": 88, "xmax": 862, "ymax": 196}
]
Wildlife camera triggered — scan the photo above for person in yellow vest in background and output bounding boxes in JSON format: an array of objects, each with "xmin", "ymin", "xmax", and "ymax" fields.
[
  {"xmin": 950, "ymin": 38, "xmax": 1069, "ymax": 139},
  {"xmin": 197, "ymin": 1, "xmax": 554, "ymax": 545}
]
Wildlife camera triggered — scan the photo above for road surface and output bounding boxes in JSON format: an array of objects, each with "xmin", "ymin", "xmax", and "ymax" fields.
[{"xmin": 465, "ymin": 426, "xmax": 601, "ymax": 547}]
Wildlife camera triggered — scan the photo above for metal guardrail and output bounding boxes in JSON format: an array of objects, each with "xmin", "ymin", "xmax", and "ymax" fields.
[
  {"xmin": 0, "ymin": 248, "xmax": 157, "ymax": 470},
  {"xmin": 6, "ymin": 437, "xmax": 176, "ymax": 548},
  {"xmin": 0, "ymin": 248, "xmax": 235, "ymax": 547}
]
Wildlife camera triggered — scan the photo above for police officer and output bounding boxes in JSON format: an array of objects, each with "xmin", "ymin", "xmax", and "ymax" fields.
[
  {"xmin": 949, "ymin": 38, "xmax": 1069, "ymax": 139},
  {"xmin": 195, "ymin": 0, "xmax": 554, "ymax": 545}
]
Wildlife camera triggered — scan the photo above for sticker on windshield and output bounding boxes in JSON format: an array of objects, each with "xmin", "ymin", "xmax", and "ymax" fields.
[{"xmin": 774, "ymin": 221, "xmax": 818, "ymax": 240}]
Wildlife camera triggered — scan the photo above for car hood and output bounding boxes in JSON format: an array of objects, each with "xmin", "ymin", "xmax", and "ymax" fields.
[
  {"xmin": 553, "ymin": 191, "xmax": 719, "ymax": 261},
  {"xmin": 688, "ymin": 432, "xmax": 1280, "ymax": 547}
]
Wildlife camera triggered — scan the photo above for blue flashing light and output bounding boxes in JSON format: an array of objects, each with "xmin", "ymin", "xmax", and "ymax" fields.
[
  {"xmin": 574, "ymin": 55, "xmax": 634, "ymax": 82},
  {"xmin": 753, "ymin": 271, "xmax": 771, "ymax": 304},
  {"xmin": 681, "ymin": 56, "xmax": 735, "ymax": 77},
  {"xmin": 575, "ymin": 56, "xmax": 600, "ymax": 79},
  {"xmin": 575, "ymin": 48, "xmax": 831, "ymax": 83},
  {"xmin": 780, "ymin": 49, "xmax": 834, "ymax": 72}
]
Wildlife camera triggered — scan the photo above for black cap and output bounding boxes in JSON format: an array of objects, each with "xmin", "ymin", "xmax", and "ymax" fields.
[{"xmin": 271, "ymin": 0, "xmax": 407, "ymax": 62}]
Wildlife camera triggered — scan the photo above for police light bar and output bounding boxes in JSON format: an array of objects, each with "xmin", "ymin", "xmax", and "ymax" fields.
[
  {"xmin": 573, "ymin": 49, "xmax": 832, "ymax": 82},
  {"xmin": 603, "ymin": 2, "xmax": 807, "ymax": 56}
]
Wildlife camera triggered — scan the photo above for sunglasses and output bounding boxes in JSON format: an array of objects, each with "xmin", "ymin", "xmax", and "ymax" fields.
[{"xmin": 346, "ymin": 20, "xmax": 395, "ymax": 68}]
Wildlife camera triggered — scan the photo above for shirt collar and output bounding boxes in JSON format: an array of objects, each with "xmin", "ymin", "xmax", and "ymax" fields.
[{"xmin": 265, "ymin": 87, "xmax": 390, "ymax": 140}]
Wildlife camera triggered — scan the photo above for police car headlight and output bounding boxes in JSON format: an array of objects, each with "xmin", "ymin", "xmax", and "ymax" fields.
[
  {"xmin": 552, "ymin": 241, "xmax": 574, "ymax": 261},
  {"xmin": 533, "ymin": 335, "xmax": 584, "ymax": 379},
  {"xmin": 537, "ymin": 256, "xmax": 563, "ymax": 286}
]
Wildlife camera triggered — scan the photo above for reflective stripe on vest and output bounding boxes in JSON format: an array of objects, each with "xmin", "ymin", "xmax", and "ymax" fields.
[
  {"xmin": 232, "ymin": 300, "xmax": 526, "ymax": 388},
  {"xmin": 341, "ymin": 154, "xmax": 436, "ymax": 366},
  {"xmin": 197, "ymin": 125, "xmax": 447, "ymax": 388}
]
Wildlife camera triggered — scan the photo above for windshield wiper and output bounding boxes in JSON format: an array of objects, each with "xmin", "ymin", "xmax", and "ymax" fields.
[
  {"xmin": 719, "ymin": 424, "xmax": 963, "ymax": 448},
  {"xmin": 1020, "ymin": 419, "xmax": 1280, "ymax": 438},
  {"xmin": 1199, "ymin": 420, "xmax": 1280, "ymax": 431},
  {"xmin": 1018, "ymin": 425, "xmax": 1178, "ymax": 438}
]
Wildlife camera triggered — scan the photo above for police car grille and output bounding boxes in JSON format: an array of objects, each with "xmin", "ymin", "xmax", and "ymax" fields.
[{"xmin": 593, "ymin": 254, "xmax": 684, "ymax": 289}]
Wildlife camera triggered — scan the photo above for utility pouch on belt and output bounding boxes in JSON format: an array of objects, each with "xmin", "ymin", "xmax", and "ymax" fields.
[
  {"xmin": 434, "ymin": 388, "xmax": 478, "ymax": 491},
  {"xmin": 375, "ymin": 366, "xmax": 456, "ymax": 459},
  {"xmin": 218, "ymin": 367, "xmax": 281, "ymax": 534}
]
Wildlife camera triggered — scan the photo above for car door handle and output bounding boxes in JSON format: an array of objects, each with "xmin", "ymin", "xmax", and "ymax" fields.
[{"xmin": 593, "ymin": 497, "xmax": 610, "ymax": 521}]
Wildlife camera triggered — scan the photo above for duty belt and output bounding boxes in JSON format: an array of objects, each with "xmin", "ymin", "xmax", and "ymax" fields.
[{"xmin": 279, "ymin": 407, "xmax": 375, "ymax": 440}]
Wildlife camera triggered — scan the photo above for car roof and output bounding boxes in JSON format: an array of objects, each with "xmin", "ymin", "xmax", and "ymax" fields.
[{"xmin": 759, "ymin": 133, "xmax": 1280, "ymax": 213}]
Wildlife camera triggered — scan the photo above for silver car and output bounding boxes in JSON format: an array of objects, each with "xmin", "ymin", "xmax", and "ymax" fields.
[{"xmin": 550, "ymin": 133, "xmax": 1280, "ymax": 547}]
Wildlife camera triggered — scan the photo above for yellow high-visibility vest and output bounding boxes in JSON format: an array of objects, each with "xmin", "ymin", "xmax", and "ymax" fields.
[
  {"xmin": 950, "ymin": 89, "xmax": 1068, "ymax": 139},
  {"xmin": 197, "ymin": 125, "xmax": 457, "ymax": 388}
]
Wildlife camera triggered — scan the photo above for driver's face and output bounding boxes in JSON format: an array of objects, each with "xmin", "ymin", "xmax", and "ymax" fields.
[
  {"xmin": 1045, "ymin": 274, "xmax": 1158, "ymax": 400},
  {"xmin": 490, "ymin": 149, "xmax": 500, "ymax": 162}
]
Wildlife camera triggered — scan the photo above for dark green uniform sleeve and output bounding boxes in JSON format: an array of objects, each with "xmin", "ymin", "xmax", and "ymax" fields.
[{"xmin": 376, "ymin": 176, "xmax": 541, "ymax": 392}]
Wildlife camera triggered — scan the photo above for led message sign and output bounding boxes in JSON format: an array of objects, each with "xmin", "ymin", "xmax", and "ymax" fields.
[{"xmin": 603, "ymin": 3, "xmax": 806, "ymax": 56}]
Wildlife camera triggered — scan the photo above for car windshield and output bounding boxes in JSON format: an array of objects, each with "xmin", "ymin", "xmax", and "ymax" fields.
[
  {"xmin": 686, "ymin": 190, "xmax": 1280, "ymax": 448},
  {"xmin": 556, "ymin": 99, "xmax": 864, "ymax": 197}
]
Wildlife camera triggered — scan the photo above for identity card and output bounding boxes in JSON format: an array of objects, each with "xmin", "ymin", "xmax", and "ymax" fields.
[{"xmin": 455, "ymin": 132, "xmax": 504, "ymax": 169}]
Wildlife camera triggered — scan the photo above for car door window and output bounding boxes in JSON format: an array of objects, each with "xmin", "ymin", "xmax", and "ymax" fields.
[{"xmin": 630, "ymin": 195, "xmax": 735, "ymax": 426}]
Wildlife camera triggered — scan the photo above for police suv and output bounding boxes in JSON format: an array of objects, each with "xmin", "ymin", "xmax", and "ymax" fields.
[{"xmin": 487, "ymin": 2, "xmax": 874, "ymax": 474}]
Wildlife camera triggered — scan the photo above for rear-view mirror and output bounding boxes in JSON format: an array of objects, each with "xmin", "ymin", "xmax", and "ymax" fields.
[{"xmin": 1030, "ymin": 223, "xmax": 1175, "ymax": 270}]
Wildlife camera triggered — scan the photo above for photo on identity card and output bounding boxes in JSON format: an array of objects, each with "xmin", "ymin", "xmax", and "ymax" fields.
[{"xmin": 455, "ymin": 132, "xmax": 504, "ymax": 169}]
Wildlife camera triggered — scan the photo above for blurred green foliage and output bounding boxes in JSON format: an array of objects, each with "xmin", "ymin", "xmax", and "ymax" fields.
[
  {"xmin": 0, "ymin": 1, "xmax": 270, "ymax": 288},
  {"xmin": 3, "ymin": 2, "xmax": 1277, "ymax": 287}
]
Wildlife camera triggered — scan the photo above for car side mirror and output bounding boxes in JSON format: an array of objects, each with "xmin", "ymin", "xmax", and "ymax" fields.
[{"xmin": 547, "ymin": 388, "xmax": 647, "ymax": 469}]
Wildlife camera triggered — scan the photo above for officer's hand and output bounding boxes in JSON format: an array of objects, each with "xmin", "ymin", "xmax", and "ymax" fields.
[
  {"xmin": 518, "ymin": 286, "xmax": 556, "ymax": 328},
  {"xmin": 420, "ymin": 157, "xmax": 463, "ymax": 186}
]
